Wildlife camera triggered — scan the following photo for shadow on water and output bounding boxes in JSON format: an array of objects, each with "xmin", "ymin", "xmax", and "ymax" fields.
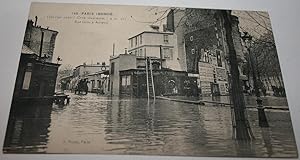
[{"xmin": 3, "ymin": 101, "xmax": 53, "ymax": 153}]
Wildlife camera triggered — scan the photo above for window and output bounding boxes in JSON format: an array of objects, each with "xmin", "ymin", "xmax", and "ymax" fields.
[
  {"xmin": 163, "ymin": 48, "xmax": 173, "ymax": 60},
  {"xmin": 139, "ymin": 48, "xmax": 143, "ymax": 57},
  {"xmin": 110, "ymin": 62, "xmax": 115, "ymax": 74},
  {"xmin": 121, "ymin": 76, "xmax": 126, "ymax": 86},
  {"xmin": 130, "ymin": 39, "xmax": 133, "ymax": 48},
  {"xmin": 190, "ymin": 36, "xmax": 193, "ymax": 41},
  {"xmin": 126, "ymin": 75, "xmax": 131, "ymax": 85},
  {"xmin": 135, "ymin": 37, "xmax": 138, "ymax": 46},
  {"xmin": 22, "ymin": 71, "xmax": 32, "ymax": 90},
  {"xmin": 91, "ymin": 80, "xmax": 95, "ymax": 88},
  {"xmin": 121, "ymin": 75, "xmax": 131, "ymax": 86},
  {"xmin": 140, "ymin": 35, "xmax": 142, "ymax": 44},
  {"xmin": 191, "ymin": 48, "xmax": 195, "ymax": 54},
  {"xmin": 203, "ymin": 50, "xmax": 209, "ymax": 63},
  {"xmin": 22, "ymin": 63, "xmax": 33, "ymax": 90},
  {"xmin": 163, "ymin": 35, "xmax": 169, "ymax": 43},
  {"xmin": 216, "ymin": 50, "xmax": 222, "ymax": 67}
]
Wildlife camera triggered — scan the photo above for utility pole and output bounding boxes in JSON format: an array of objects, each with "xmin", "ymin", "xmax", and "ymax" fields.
[
  {"xmin": 241, "ymin": 32, "xmax": 269, "ymax": 127},
  {"xmin": 159, "ymin": 45, "xmax": 163, "ymax": 69},
  {"xmin": 222, "ymin": 10, "xmax": 252, "ymax": 140},
  {"xmin": 112, "ymin": 43, "xmax": 115, "ymax": 56}
]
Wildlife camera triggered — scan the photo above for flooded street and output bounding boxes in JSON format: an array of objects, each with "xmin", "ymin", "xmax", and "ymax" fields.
[{"xmin": 3, "ymin": 93, "xmax": 297, "ymax": 157}]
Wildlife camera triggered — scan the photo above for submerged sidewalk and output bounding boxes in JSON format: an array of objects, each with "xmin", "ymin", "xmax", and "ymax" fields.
[{"xmin": 157, "ymin": 95, "xmax": 289, "ymax": 110}]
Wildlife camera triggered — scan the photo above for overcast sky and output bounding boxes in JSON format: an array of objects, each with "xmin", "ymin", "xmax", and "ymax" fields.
[{"xmin": 28, "ymin": 2, "xmax": 271, "ymax": 68}]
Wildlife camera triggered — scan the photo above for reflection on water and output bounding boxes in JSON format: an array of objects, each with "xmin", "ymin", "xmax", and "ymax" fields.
[
  {"xmin": 3, "ymin": 93, "xmax": 298, "ymax": 157},
  {"xmin": 3, "ymin": 101, "xmax": 52, "ymax": 153}
]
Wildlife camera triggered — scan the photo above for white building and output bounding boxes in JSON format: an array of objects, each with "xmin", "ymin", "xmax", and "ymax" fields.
[{"xmin": 127, "ymin": 31, "xmax": 183, "ymax": 71}]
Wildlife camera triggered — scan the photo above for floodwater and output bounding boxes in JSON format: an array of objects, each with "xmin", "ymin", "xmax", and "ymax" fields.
[{"xmin": 3, "ymin": 93, "xmax": 298, "ymax": 157}]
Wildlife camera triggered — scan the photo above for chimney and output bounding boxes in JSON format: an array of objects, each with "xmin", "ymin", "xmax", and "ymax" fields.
[
  {"xmin": 124, "ymin": 48, "xmax": 128, "ymax": 54},
  {"xmin": 34, "ymin": 16, "xmax": 38, "ymax": 27}
]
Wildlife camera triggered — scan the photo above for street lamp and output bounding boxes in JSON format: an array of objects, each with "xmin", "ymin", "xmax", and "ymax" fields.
[{"xmin": 241, "ymin": 32, "xmax": 269, "ymax": 127}]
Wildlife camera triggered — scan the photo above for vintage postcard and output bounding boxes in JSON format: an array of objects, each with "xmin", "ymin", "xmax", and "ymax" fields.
[{"xmin": 3, "ymin": 2, "xmax": 298, "ymax": 158}]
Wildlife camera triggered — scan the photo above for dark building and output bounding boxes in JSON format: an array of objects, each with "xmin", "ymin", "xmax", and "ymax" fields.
[
  {"xmin": 12, "ymin": 45, "xmax": 60, "ymax": 100},
  {"xmin": 119, "ymin": 69, "xmax": 198, "ymax": 97},
  {"xmin": 12, "ymin": 18, "xmax": 60, "ymax": 102},
  {"xmin": 109, "ymin": 54, "xmax": 198, "ymax": 97}
]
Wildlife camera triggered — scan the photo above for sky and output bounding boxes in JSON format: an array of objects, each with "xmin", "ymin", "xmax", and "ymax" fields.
[
  {"xmin": 28, "ymin": 2, "xmax": 169, "ymax": 67},
  {"xmin": 28, "ymin": 2, "xmax": 271, "ymax": 68}
]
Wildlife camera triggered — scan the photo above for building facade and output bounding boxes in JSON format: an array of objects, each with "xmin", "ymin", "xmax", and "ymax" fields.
[
  {"xmin": 13, "ymin": 45, "xmax": 60, "ymax": 100},
  {"xmin": 128, "ymin": 31, "xmax": 182, "ymax": 71},
  {"xmin": 166, "ymin": 9, "xmax": 247, "ymax": 96},
  {"xmin": 23, "ymin": 19, "xmax": 58, "ymax": 63},
  {"xmin": 64, "ymin": 62, "xmax": 110, "ymax": 94},
  {"xmin": 12, "ymin": 17, "xmax": 60, "ymax": 101},
  {"xmin": 109, "ymin": 54, "xmax": 197, "ymax": 97},
  {"xmin": 85, "ymin": 71, "xmax": 109, "ymax": 94}
]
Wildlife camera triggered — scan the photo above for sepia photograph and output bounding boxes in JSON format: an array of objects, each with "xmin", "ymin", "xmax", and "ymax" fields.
[{"xmin": 2, "ymin": 2, "xmax": 298, "ymax": 158}]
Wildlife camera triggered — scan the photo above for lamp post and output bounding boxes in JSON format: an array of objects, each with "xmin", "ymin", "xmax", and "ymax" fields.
[{"xmin": 241, "ymin": 32, "xmax": 269, "ymax": 127}]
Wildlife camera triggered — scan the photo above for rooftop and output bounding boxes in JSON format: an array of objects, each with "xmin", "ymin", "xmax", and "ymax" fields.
[
  {"xmin": 21, "ymin": 44, "xmax": 35, "ymax": 55},
  {"xmin": 128, "ymin": 31, "xmax": 174, "ymax": 40}
]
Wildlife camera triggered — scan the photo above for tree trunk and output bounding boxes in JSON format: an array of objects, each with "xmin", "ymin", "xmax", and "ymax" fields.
[{"xmin": 222, "ymin": 11, "xmax": 251, "ymax": 140}]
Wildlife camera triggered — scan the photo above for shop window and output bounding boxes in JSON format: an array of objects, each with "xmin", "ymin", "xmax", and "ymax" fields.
[
  {"xmin": 121, "ymin": 75, "xmax": 131, "ymax": 87},
  {"xmin": 22, "ymin": 63, "xmax": 33, "ymax": 90},
  {"xmin": 22, "ymin": 71, "xmax": 32, "ymax": 90}
]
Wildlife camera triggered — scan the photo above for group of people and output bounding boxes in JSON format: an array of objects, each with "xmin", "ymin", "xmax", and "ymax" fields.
[{"xmin": 74, "ymin": 79, "xmax": 89, "ymax": 95}]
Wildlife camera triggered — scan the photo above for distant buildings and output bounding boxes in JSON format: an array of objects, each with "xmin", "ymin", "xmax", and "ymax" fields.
[
  {"xmin": 60, "ymin": 62, "xmax": 110, "ymax": 94},
  {"xmin": 73, "ymin": 62, "xmax": 109, "ymax": 78}
]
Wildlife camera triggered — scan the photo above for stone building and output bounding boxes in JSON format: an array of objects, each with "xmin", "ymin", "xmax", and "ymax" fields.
[{"xmin": 166, "ymin": 9, "xmax": 247, "ymax": 96}]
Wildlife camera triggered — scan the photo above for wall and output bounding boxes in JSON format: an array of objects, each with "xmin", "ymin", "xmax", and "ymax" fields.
[
  {"xmin": 23, "ymin": 20, "xmax": 58, "ymax": 63},
  {"xmin": 167, "ymin": 9, "xmax": 188, "ymax": 72},
  {"xmin": 109, "ymin": 54, "xmax": 136, "ymax": 96},
  {"xmin": 13, "ymin": 54, "xmax": 60, "ymax": 98},
  {"xmin": 129, "ymin": 32, "xmax": 182, "ymax": 71}
]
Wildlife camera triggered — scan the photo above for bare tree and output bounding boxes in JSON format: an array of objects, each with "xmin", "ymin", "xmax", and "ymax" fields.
[{"xmin": 222, "ymin": 10, "xmax": 252, "ymax": 140}]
